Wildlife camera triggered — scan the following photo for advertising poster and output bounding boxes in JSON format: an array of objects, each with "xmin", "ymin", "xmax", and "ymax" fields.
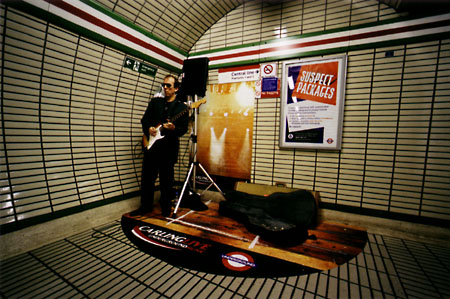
[
  {"xmin": 197, "ymin": 82, "xmax": 255, "ymax": 179},
  {"xmin": 280, "ymin": 56, "xmax": 347, "ymax": 149}
]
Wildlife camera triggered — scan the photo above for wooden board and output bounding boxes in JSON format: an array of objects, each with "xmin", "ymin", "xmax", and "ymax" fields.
[{"xmin": 122, "ymin": 198, "xmax": 367, "ymax": 276}]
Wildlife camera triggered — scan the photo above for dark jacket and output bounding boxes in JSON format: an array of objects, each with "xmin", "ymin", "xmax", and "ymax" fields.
[{"xmin": 141, "ymin": 97, "xmax": 189, "ymax": 163}]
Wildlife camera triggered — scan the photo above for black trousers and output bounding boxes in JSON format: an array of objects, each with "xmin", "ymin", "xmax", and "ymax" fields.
[{"xmin": 140, "ymin": 144, "xmax": 176, "ymax": 214}]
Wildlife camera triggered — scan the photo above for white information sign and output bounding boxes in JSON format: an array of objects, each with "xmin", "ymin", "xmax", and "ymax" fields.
[{"xmin": 218, "ymin": 65, "xmax": 260, "ymax": 83}]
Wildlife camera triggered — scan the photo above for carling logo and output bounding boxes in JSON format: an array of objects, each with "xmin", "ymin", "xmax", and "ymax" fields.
[{"xmin": 132, "ymin": 226, "xmax": 212, "ymax": 253}]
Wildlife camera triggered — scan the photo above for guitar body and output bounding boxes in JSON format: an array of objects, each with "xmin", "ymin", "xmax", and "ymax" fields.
[
  {"xmin": 141, "ymin": 99, "xmax": 206, "ymax": 151},
  {"xmin": 142, "ymin": 124, "xmax": 164, "ymax": 150}
]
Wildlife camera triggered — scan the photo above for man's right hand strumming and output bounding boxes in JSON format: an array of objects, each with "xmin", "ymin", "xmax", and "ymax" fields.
[{"xmin": 149, "ymin": 126, "xmax": 157, "ymax": 136}]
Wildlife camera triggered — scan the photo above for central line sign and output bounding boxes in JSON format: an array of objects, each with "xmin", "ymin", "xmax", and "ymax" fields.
[{"xmin": 218, "ymin": 65, "xmax": 260, "ymax": 83}]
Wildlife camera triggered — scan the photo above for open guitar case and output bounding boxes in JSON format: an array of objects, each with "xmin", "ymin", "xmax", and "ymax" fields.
[{"xmin": 219, "ymin": 189, "xmax": 317, "ymax": 246}]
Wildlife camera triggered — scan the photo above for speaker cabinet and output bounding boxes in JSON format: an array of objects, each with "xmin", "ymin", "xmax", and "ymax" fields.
[{"xmin": 180, "ymin": 57, "xmax": 209, "ymax": 97}]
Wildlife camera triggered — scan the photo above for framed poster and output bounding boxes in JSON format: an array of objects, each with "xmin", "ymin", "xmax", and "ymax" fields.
[{"xmin": 280, "ymin": 55, "xmax": 347, "ymax": 149}]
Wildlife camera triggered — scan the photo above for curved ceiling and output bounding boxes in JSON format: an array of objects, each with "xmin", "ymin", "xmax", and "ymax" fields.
[
  {"xmin": 96, "ymin": 0, "xmax": 245, "ymax": 53},
  {"xmin": 95, "ymin": 0, "xmax": 448, "ymax": 55}
]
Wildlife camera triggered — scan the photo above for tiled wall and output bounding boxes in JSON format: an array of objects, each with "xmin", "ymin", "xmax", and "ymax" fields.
[
  {"xmin": 195, "ymin": 1, "xmax": 450, "ymax": 222},
  {"xmin": 1, "ymin": 0, "xmax": 449, "ymax": 233},
  {"xmin": 0, "ymin": 6, "xmax": 189, "ymax": 230}
]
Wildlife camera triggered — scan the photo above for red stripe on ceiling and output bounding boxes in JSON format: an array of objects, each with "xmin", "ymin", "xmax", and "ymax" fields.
[
  {"xmin": 209, "ymin": 19, "xmax": 450, "ymax": 61},
  {"xmin": 47, "ymin": 0, "xmax": 184, "ymax": 65}
]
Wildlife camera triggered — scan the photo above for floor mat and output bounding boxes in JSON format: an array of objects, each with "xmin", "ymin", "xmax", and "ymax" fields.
[{"xmin": 121, "ymin": 201, "xmax": 367, "ymax": 278}]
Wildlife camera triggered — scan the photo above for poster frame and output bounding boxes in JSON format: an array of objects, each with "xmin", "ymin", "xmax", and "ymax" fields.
[{"xmin": 279, "ymin": 55, "xmax": 347, "ymax": 150}]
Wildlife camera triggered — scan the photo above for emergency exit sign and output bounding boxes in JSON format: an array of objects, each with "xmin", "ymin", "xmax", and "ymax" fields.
[{"xmin": 123, "ymin": 57, "xmax": 156, "ymax": 77}]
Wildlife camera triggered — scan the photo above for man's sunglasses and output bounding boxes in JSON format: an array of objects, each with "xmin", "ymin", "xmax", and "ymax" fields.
[{"xmin": 162, "ymin": 83, "xmax": 173, "ymax": 88}]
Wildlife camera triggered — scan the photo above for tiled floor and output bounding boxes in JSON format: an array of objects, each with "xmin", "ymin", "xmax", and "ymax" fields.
[{"xmin": 1, "ymin": 220, "xmax": 449, "ymax": 298}]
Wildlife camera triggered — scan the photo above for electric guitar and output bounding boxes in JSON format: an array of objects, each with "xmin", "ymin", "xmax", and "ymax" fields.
[{"xmin": 142, "ymin": 99, "xmax": 206, "ymax": 150}]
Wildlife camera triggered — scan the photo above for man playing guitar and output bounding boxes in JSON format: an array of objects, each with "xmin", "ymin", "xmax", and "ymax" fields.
[{"xmin": 134, "ymin": 74, "xmax": 189, "ymax": 217}]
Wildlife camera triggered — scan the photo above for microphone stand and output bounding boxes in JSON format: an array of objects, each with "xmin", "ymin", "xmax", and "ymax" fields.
[{"xmin": 172, "ymin": 94, "xmax": 223, "ymax": 218}]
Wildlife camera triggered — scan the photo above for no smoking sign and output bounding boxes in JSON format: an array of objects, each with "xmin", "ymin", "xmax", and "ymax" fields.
[{"xmin": 260, "ymin": 63, "xmax": 277, "ymax": 77}]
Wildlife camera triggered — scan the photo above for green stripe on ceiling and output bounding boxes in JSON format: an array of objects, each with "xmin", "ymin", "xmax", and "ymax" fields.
[
  {"xmin": 5, "ymin": 1, "xmax": 449, "ymax": 71},
  {"xmin": 79, "ymin": 0, "xmax": 188, "ymax": 57},
  {"xmin": 6, "ymin": 1, "xmax": 183, "ymax": 73},
  {"xmin": 207, "ymin": 31, "xmax": 449, "ymax": 70},
  {"xmin": 190, "ymin": 13, "xmax": 449, "ymax": 57}
]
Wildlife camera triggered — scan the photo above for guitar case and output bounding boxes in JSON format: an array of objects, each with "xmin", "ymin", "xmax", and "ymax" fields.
[{"xmin": 219, "ymin": 189, "xmax": 317, "ymax": 246}]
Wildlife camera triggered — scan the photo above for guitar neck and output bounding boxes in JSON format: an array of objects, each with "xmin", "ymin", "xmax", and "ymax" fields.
[
  {"xmin": 169, "ymin": 106, "xmax": 189, "ymax": 123},
  {"xmin": 168, "ymin": 99, "xmax": 205, "ymax": 123}
]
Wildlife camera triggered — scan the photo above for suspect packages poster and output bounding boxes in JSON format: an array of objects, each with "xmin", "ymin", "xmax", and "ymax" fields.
[{"xmin": 280, "ymin": 56, "xmax": 347, "ymax": 149}]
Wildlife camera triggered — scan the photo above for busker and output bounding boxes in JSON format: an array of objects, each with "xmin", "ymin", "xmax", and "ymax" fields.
[{"xmin": 132, "ymin": 74, "xmax": 189, "ymax": 217}]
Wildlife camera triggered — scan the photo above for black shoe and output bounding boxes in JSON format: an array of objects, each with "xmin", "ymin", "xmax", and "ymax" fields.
[{"xmin": 161, "ymin": 208, "xmax": 171, "ymax": 217}]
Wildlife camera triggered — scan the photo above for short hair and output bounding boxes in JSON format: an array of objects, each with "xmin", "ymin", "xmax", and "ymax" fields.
[{"xmin": 164, "ymin": 74, "xmax": 180, "ymax": 89}]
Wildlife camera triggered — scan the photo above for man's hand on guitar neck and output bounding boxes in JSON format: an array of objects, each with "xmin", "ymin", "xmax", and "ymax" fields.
[{"xmin": 162, "ymin": 122, "xmax": 175, "ymax": 131}]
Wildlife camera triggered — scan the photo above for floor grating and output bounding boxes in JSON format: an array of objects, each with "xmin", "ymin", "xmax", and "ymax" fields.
[{"xmin": 1, "ymin": 220, "xmax": 449, "ymax": 298}]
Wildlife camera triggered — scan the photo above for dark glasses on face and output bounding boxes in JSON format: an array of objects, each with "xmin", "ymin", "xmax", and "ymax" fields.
[{"xmin": 162, "ymin": 83, "xmax": 172, "ymax": 88}]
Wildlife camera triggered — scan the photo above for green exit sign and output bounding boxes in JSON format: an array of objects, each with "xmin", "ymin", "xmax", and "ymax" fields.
[{"xmin": 123, "ymin": 57, "xmax": 156, "ymax": 77}]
